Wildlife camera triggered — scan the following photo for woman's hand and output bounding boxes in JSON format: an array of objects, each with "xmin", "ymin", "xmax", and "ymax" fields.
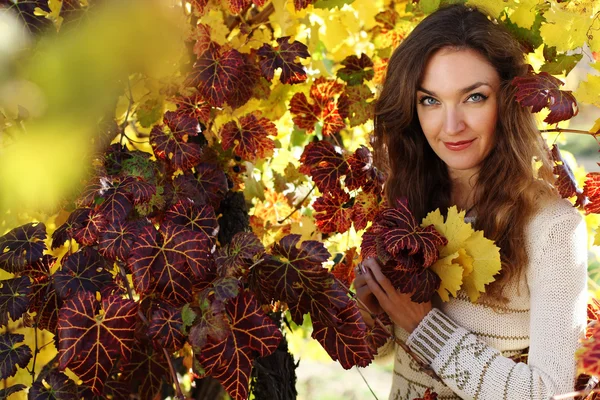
[
  {"xmin": 353, "ymin": 262, "xmax": 382, "ymax": 327},
  {"xmin": 357, "ymin": 257, "xmax": 432, "ymax": 334}
]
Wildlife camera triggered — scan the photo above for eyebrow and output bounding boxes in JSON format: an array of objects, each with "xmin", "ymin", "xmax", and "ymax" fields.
[{"xmin": 417, "ymin": 82, "xmax": 492, "ymax": 97}]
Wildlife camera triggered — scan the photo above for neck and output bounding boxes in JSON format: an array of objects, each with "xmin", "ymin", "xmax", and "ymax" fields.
[{"xmin": 450, "ymin": 170, "xmax": 479, "ymax": 211}]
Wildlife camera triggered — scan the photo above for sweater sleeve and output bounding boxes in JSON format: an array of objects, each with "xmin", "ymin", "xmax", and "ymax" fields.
[{"xmin": 405, "ymin": 208, "xmax": 588, "ymax": 399}]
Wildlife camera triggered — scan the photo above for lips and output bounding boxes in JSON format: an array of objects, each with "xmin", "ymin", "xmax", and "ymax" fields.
[{"xmin": 444, "ymin": 138, "xmax": 475, "ymax": 151}]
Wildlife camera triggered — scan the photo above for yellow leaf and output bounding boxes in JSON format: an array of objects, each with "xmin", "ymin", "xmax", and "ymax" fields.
[
  {"xmin": 422, "ymin": 206, "xmax": 474, "ymax": 257},
  {"xmin": 466, "ymin": 0, "xmax": 514, "ymax": 18},
  {"xmin": 509, "ymin": 0, "xmax": 540, "ymax": 30},
  {"xmin": 526, "ymin": 44, "xmax": 545, "ymax": 73},
  {"xmin": 455, "ymin": 247, "xmax": 474, "ymax": 278},
  {"xmin": 540, "ymin": 3, "xmax": 591, "ymax": 52},
  {"xmin": 461, "ymin": 230, "xmax": 502, "ymax": 302},
  {"xmin": 594, "ymin": 229, "xmax": 600, "ymax": 247},
  {"xmin": 199, "ymin": 10, "xmax": 229, "ymax": 45},
  {"xmin": 589, "ymin": 117, "xmax": 600, "ymax": 134},
  {"xmin": 430, "ymin": 252, "xmax": 464, "ymax": 302},
  {"xmin": 575, "ymin": 73, "xmax": 600, "ymax": 108}
]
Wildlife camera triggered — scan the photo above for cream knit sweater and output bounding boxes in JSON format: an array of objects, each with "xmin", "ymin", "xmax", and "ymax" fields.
[{"xmin": 386, "ymin": 197, "xmax": 588, "ymax": 400}]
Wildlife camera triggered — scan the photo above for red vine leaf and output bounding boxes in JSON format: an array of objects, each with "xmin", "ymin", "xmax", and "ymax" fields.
[
  {"xmin": 551, "ymin": 145, "xmax": 585, "ymax": 207},
  {"xmin": 98, "ymin": 191, "xmax": 133, "ymax": 224},
  {"xmin": 76, "ymin": 178, "xmax": 103, "ymax": 208},
  {"xmin": 150, "ymin": 116, "xmax": 203, "ymax": 171},
  {"xmin": 148, "ymin": 305, "xmax": 185, "ymax": 351},
  {"xmin": 195, "ymin": 163, "xmax": 230, "ymax": 209},
  {"xmin": 257, "ymin": 36, "xmax": 309, "ymax": 84},
  {"xmin": 0, "ymin": 333, "xmax": 32, "ymax": 379},
  {"xmin": 289, "ymin": 77, "xmax": 345, "ymax": 135},
  {"xmin": 313, "ymin": 191, "xmax": 353, "ymax": 234},
  {"xmin": 0, "ymin": 384, "xmax": 26, "ymax": 399},
  {"xmin": 119, "ymin": 176, "xmax": 156, "ymax": 205},
  {"xmin": 332, "ymin": 247, "xmax": 358, "ymax": 288},
  {"xmin": 27, "ymin": 255, "xmax": 62, "ymax": 332},
  {"xmin": 0, "ymin": 222, "xmax": 46, "ymax": 273},
  {"xmin": 512, "ymin": 71, "xmax": 578, "ymax": 124},
  {"xmin": 99, "ymin": 219, "xmax": 142, "ymax": 261},
  {"xmin": 121, "ymin": 342, "xmax": 169, "ymax": 400},
  {"xmin": 189, "ymin": 0, "xmax": 209, "ymax": 15},
  {"xmin": 215, "ymin": 232, "xmax": 265, "ymax": 278},
  {"xmin": 227, "ymin": 0, "xmax": 266, "ymax": 14},
  {"xmin": 165, "ymin": 199, "xmax": 219, "ymax": 239},
  {"xmin": 336, "ymin": 54, "xmax": 374, "ymax": 86},
  {"xmin": 311, "ymin": 302, "xmax": 372, "ymax": 369},
  {"xmin": 72, "ymin": 209, "xmax": 107, "ymax": 247},
  {"xmin": 197, "ymin": 291, "xmax": 282, "ymax": 400},
  {"xmin": 299, "ymin": 140, "xmax": 349, "ymax": 193},
  {"xmin": 414, "ymin": 388, "xmax": 439, "ymax": 400},
  {"xmin": 29, "ymin": 370, "xmax": 78, "ymax": 400},
  {"xmin": 174, "ymin": 92, "xmax": 211, "ymax": 124},
  {"xmin": 252, "ymin": 235, "xmax": 348, "ymax": 326},
  {"xmin": 58, "ymin": 291, "xmax": 137, "ymax": 395},
  {"xmin": 365, "ymin": 322, "xmax": 391, "ymax": 356},
  {"xmin": 220, "ymin": 113, "xmax": 277, "ymax": 162},
  {"xmin": 0, "ymin": 276, "xmax": 31, "ymax": 327},
  {"xmin": 188, "ymin": 293, "xmax": 231, "ymax": 349},
  {"xmin": 352, "ymin": 191, "xmax": 382, "ymax": 231},
  {"xmin": 346, "ymin": 146, "xmax": 384, "ymax": 194},
  {"xmin": 293, "ymin": 0, "xmax": 313, "ymax": 10},
  {"xmin": 54, "ymin": 247, "xmax": 115, "ymax": 301},
  {"xmin": 584, "ymin": 172, "xmax": 600, "ymax": 214},
  {"xmin": 185, "ymin": 45, "xmax": 259, "ymax": 108}
]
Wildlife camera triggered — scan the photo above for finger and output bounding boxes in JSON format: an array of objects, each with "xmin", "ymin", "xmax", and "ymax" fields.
[
  {"xmin": 363, "ymin": 259, "xmax": 397, "ymax": 296},
  {"xmin": 362, "ymin": 266, "xmax": 389, "ymax": 303}
]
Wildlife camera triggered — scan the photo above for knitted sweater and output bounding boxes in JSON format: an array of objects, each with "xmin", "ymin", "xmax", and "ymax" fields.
[{"xmin": 386, "ymin": 197, "xmax": 588, "ymax": 400}]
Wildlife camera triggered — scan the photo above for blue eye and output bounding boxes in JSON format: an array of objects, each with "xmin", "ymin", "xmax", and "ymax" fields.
[
  {"xmin": 419, "ymin": 96, "xmax": 439, "ymax": 106},
  {"xmin": 467, "ymin": 93, "xmax": 488, "ymax": 102}
]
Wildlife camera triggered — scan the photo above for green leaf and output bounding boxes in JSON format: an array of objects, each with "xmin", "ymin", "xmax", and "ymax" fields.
[
  {"xmin": 182, "ymin": 303, "xmax": 198, "ymax": 329},
  {"xmin": 313, "ymin": 0, "xmax": 356, "ymax": 10},
  {"xmin": 420, "ymin": 0, "xmax": 441, "ymax": 14},
  {"xmin": 540, "ymin": 53, "xmax": 583, "ymax": 76}
]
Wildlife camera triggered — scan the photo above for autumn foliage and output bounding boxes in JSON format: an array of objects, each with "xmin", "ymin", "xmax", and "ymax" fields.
[{"xmin": 1, "ymin": 0, "xmax": 600, "ymax": 399}]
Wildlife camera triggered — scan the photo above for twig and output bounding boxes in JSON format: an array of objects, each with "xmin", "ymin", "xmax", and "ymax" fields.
[
  {"xmin": 355, "ymin": 366, "xmax": 380, "ymax": 400},
  {"xmin": 540, "ymin": 128, "xmax": 598, "ymax": 137},
  {"xmin": 31, "ymin": 283, "xmax": 52, "ymax": 384},
  {"xmin": 120, "ymin": 78, "xmax": 135, "ymax": 146},
  {"xmin": 277, "ymin": 184, "xmax": 316, "ymax": 224},
  {"xmin": 118, "ymin": 263, "xmax": 185, "ymax": 399}
]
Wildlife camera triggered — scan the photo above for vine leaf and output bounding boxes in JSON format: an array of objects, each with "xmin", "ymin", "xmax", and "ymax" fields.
[
  {"xmin": 148, "ymin": 305, "xmax": 185, "ymax": 351},
  {"xmin": 121, "ymin": 342, "xmax": 169, "ymax": 400},
  {"xmin": 215, "ymin": 232, "xmax": 265, "ymax": 278},
  {"xmin": 512, "ymin": 71, "xmax": 578, "ymax": 124},
  {"xmin": 174, "ymin": 93, "xmax": 211, "ymax": 124},
  {"xmin": 300, "ymin": 140, "xmax": 349, "ymax": 194},
  {"xmin": 584, "ymin": 172, "xmax": 600, "ymax": 214},
  {"xmin": 338, "ymin": 84, "xmax": 375, "ymax": 127},
  {"xmin": 289, "ymin": 77, "xmax": 345, "ymax": 136},
  {"xmin": 165, "ymin": 199, "xmax": 219, "ymax": 239},
  {"xmin": 188, "ymin": 293, "xmax": 231, "ymax": 349},
  {"xmin": 29, "ymin": 370, "xmax": 78, "ymax": 400},
  {"xmin": 150, "ymin": 111, "xmax": 203, "ymax": 171},
  {"xmin": 97, "ymin": 190, "xmax": 133, "ymax": 224},
  {"xmin": 0, "ymin": 384, "xmax": 26, "ymax": 399},
  {"xmin": 414, "ymin": 388, "xmax": 439, "ymax": 400},
  {"xmin": 220, "ymin": 113, "xmax": 277, "ymax": 162},
  {"xmin": 58, "ymin": 291, "xmax": 137, "ymax": 395},
  {"xmin": 332, "ymin": 247, "xmax": 358, "ymax": 288},
  {"xmin": 551, "ymin": 144, "xmax": 585, "ymax": 206},
  {"xmin": 0, "ymin": 276, "xmax": 31, "ymax": 327},
  {"xmin": 227, "ymin": 0, "xmax": 265, "ymax": 14},
  {"xmin": 53, "ymin": 247, "xmax": 115, "ymax": 301},
  {"xmin": 313, "ymin": 191, "xmax": 353, "ymax": 234},
  {"xmin": 0, "ymin": 222, "xmax": 47, "ymax": 273},
  {"xmin": 345, "ymin": 146, "xmax": 384, "ymax": 194},
  {"xmin": 27, "ymin": 255, "xmax": 62, "ymax": 332},
  {"xmin": 352, "ymin": 191, "xmax": 383, "ymax": 231},
  {"xmin": 197, "ymin": 291, "xmax": 282, "ymax": 400},
  {"xmin": 99, "ymin": 219, "xmax": 142, "ymax": 261},
  {"xmin": 0, "ymin": 333, "xmax": 32, "ymax": 379},
  {"xmin": 119, "ymin": 176, "xmax": 157, "ymax": 205},
  {"xmin": 71, "ymin": 209, "xmax": 107, "ymax": 246},
  {"xmin": 185, "ymin": 44, "xmax": 259, "ymax": 108},
  {"xmin": 336, "ymin": 54, "xmax": 374, "ymax": 86},
  {"xmin": 252, "ymin": 234, "xmax": 348, "ymax": 326},
  {"xmin": 257, "ymin": 36, "xmax": 310, "ymax": 84},
  {"xmin": 311, "ymin": 302, "xmax": 373, "ymax": 369},
  {"xmin": 195, "ymin": 163, "xmax": 230, "ymax": 209}
]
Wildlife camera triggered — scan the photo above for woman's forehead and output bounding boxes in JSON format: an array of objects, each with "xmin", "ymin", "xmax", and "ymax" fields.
[{"xmin": 419, "ymin": 48, "xmax": 500, "ymax": 92}]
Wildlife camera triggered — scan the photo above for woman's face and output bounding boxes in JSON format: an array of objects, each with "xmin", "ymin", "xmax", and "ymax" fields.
[{"xmin": 416, "ymin": 47, "xmax": 500, "ymax": 182}]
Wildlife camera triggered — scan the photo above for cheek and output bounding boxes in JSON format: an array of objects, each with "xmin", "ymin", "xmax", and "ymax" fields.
[{"xmin": 416, "ymin": 109, "xmax": 441, "ymax": 142}]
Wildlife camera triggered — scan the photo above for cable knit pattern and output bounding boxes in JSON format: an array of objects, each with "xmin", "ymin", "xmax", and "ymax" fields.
[{"xmin": 386, "ymin": 198, "xmax": 588, "ymax": 400}]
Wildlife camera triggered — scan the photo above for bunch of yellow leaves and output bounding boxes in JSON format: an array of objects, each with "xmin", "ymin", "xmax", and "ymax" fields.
[{"xmin": 421, "ymin": 206, "xmax": 501, "ymax": 302}]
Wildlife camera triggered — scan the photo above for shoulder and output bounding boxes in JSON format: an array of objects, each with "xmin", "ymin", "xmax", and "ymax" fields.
[{"xmin": 526, "ymin": 194, "xmax": 583, "ymax": 238}]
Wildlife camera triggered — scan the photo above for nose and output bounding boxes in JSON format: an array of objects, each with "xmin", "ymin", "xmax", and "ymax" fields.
[{"xmin": 443, "ymin": 106, "xmax": 466, "ymax": 135}]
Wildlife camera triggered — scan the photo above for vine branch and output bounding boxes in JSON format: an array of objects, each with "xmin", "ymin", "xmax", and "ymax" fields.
[
  {"xmin": 540, "ymin": 128, "xmax": 598, "ymax": 137},
  {"xmin": 277, "ymin": 184, "xmax": 316, "ymax": 224}
]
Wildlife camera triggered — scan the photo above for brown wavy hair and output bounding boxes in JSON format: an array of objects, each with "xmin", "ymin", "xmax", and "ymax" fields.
[{"xmin": 373, "ymin": 4, "xmax": 556, "ymax": 299}]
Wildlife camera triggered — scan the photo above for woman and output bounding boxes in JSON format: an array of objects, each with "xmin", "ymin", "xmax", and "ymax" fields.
[{"xmin": 353, "ymin": 4, "xmax": 588, "ymax": 400}]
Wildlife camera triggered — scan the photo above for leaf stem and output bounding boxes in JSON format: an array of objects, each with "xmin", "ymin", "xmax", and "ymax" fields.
[
  {"xmin": 540, "ymin": 128, "xmax": 598, "ymax": 137},
  {"xmin": 355, "ymin": 366, "xmax": 380, "ymax": 400},
  {"xmin": 31, "ymin": 282, "xmax": 52, "ymax": 384},
  {"xmin": 277, "ymin": 184, "xmax": 315, "ymax": 224},
  {"xmin": 163, "ymin": 348, "xmax": 185, "ymax": 400}
]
